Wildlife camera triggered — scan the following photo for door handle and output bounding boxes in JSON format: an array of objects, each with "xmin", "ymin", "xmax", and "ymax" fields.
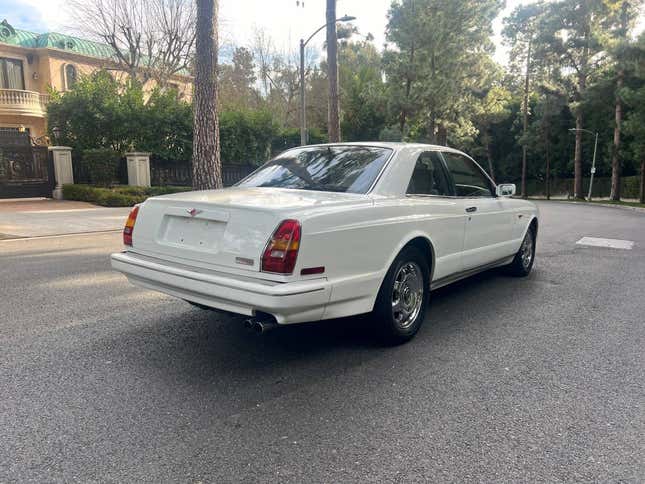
[{"xmin": 465, "ymin": 206, "xmax": 477, "ymax": 213}]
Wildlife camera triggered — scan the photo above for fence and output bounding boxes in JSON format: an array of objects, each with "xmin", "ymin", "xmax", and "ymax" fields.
[
  {"xmin": 526, "ymin": 176, "xmax": 641, "ymax": 199},
  {"xmin": 72, "ymin": 155, "xmax": 257, "ymax": 188},
  {"xmin": 150, "ymin": 160, "xmax": 256, "ymax": 187}
]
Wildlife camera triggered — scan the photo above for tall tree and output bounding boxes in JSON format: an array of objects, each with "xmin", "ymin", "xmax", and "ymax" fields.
[
  {"xmin": 326, "ymin": 0, "xmax": 341, "ymax": 142},
  {"xmin": 622, "ymin": 33, "xmax": 645, "ymax": 203},
  {"xmin": 472, "ymin": 84, "xmax": 512, "ymax": 182},
  {"xmin": 192, "ymin": 0, "xmax": 222, "ymax": 190},
  {"xmin": 539, "ymin": 0, "xmax": 612, "ymax": 199},
  {"xmin": 385, "ymin": 0, "xmax": 503, "ymax": 145},
  {"xmin": 338, "ymin": 39, "xmax": 388, "ymax": 141},
  {"xmin": 503, "ymin": 2, "xmax": 549, "ymax": 198},
  {"xmin": 607, "ymin": 0, "xmax": 644, "ymax": 200},
  {"xmin": 219, "ymin": 47, "xmax": 258, "ymax": 110},
  {"xmin": 68, "ymin": 0, "xmax": 196, "ymax": 84}
]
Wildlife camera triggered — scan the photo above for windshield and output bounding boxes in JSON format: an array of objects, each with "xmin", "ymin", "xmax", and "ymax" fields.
[{"xmin": 236, "ymin": 146, "xmax": 392, "ymax": 194}]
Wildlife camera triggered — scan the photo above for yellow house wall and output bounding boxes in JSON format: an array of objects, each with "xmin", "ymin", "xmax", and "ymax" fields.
[{"xmin": 1, "ymin": 43, "xmax": 192, "ymax": 140}]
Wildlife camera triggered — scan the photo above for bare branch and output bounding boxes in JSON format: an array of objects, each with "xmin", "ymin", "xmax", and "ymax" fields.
[{"xmin": 66, "ymin": 0, "xmax": 195, "ymax": 85}]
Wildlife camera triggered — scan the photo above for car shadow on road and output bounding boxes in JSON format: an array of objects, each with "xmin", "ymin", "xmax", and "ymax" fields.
[{"xmin": 85, "ymin": 266, "xmax": 526, "ymax": 393}]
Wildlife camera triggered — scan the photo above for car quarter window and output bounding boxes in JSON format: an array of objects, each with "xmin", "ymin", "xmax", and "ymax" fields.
[
  {"xmin": 406, "ymin": 151, "xmax": 453, "ymax": 196},
  {"xmin": 441, "ymin": 152, "xmax": 494, "ymax": 197}
]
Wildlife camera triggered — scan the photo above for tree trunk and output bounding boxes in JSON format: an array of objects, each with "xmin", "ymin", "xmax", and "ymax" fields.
[
  {"xmin": 543, "ymin": 95, "xmax": 551, "ymax": 200},
  {"xmin": 484, "ymin": 133, "xmax": 495, "ymax": 182},
  {"xmin": 192, "ymin": 0, "xmax": 222, "ymax": 190},
  {"xmin": 521, "ymin": 39, "xmax": 531, "ymax": 199},
  {"xmin": 610, "ymin": 69, "xmax": 623, "ymax": 201},
  {"xmin": 640, "ymin": 158, "xmax": 645, "ymax": 204},
  {"xmin": 326, "ymin": 0, "xmax": 340, "ymax": 142},
  {"xmin": 574, "ymin": 28, "xmax": 590, "ymax": 200},
  {"xmin": 437, "ymin": 124, "xmax": 447, "ymax": 146},
  {"xmin": 545, "ymin": 128, "xmax": 552, "ymax": 201},
  {"xmin": 427, "ymin": 114, "xmax": 436, "ymax": 144}
]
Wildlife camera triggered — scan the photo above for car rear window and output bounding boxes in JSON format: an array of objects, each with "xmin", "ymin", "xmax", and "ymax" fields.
[{"xmin": 236, "ymin": 146, "xmax": 392, "ymax": 194}]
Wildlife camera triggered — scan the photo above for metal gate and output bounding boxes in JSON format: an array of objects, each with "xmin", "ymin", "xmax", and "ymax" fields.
[{"xmin": 0, "ymin": 131, "xmax": 55, "ymax": 199}]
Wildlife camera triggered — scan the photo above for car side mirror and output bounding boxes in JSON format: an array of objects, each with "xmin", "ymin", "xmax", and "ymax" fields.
[{"xmin": 496, "ymin": 183, "xmax": 516, "ymax": 197}]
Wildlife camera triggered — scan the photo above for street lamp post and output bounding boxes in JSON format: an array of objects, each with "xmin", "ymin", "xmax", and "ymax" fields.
[
  {"xmin": 299, "ymin": 15, "xmax": 356, "ymax": 146},
  {"xmin": 569, "ymin": 128, "xmax": 599, "ymax": 201}
]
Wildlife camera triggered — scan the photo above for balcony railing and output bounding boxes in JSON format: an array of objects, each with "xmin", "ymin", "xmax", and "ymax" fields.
[{"xmin": 0, "ymin": 89, "xmax": 50, "ymax": 117}]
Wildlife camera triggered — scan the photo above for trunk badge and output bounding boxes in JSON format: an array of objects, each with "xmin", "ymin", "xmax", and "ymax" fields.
[
  {"xmin": 187, "ymin": 208, "xmax": 201, "ymax": 217},
  {"xmin": 235, "ymin": 257, "xmax": 254, "ymax": 266}
]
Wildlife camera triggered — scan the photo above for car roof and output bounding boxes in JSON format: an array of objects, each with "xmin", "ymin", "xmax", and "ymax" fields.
[{"xmin": 300, "ymin": 141, "xmax": 467, "ymax": 155}]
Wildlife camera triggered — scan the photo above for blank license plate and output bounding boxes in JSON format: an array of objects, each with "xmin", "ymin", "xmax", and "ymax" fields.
[{"xmin": 162, "ymin": 216, "xmax": 226, "ymax": 251}]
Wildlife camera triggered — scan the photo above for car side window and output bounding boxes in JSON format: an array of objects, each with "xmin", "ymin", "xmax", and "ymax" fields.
[
  {"xmin": 406, "ymin": 151, "xmax": 453, "ymax": 196},
  {"xmin": 442, "ymin": 152, "xmax": 493, "ymax": 197}
]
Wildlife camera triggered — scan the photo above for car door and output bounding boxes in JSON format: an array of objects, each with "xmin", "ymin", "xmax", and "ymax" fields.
[
  {"xmin": 440, "ymin": 151, "xmax": 514, "ymax": 270},
  {"xmin": 405, "ymin": 150, "xmax": 466, "ymax": 281}
]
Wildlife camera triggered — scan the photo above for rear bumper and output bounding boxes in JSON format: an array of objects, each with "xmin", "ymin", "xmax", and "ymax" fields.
[{"xmin": 110, "ymin": 251, "xmax": 332, "ymax": 324}]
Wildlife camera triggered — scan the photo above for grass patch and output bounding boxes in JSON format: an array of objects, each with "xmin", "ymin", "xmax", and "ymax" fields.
[{"xmin": 63, "ymin": 184, "xmax": 192, "ymax": 207}]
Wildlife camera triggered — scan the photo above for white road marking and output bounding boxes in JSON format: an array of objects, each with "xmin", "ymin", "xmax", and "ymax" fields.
[{"xmin": 576, "ymin": 237, "xmax": 635, "ymax": 250}]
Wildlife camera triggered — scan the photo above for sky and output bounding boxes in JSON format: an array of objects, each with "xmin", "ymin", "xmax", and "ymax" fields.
[{"xmin": 1, "ymin": 0, "xmax": 643, "ymax": 65}]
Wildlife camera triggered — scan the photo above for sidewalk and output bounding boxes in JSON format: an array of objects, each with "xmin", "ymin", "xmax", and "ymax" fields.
[{"xmin": 0, "ymin": 199, "xmax": 130, "ymax": 239}]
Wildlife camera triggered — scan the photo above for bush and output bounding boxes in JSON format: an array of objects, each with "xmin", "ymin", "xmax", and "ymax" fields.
[
  {"xmin": 220, "ymin": 110, "xmax": 277, "ymax": 164},
  {"xmin": 63, "ymin": 184, "xmax": 191, "ymax": 207},
  {"xmin": 82, "ymin": 148, "xmax": 121, "ymax": 186},
  {"xmin": 271, "ymin": 127, "xmax": 327, "ymax": 156}
]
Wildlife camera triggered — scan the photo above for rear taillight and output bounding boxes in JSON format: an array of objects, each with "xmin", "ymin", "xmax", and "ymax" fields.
[
  {"xmin": 261, "ymin": 219, "xmax": 301, "ymax": 274},
  {"xmin": 123, "ymin": 205, "xmax": 140, "ymax": 246}
]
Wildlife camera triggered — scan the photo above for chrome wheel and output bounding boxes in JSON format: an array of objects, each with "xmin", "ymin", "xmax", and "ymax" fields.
[
  {"xmin": 520, "ymin": 232, "xmax": 534, "ymax": 270},
  {"xmin": 391, "ymin": 261, "xmax": 424, "ymax": 330}
]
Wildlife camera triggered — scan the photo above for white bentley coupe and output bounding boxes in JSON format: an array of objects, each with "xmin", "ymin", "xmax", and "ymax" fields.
[{"xmin": 111, "ymin": 143, "xmax": 538, "ymax": 343}]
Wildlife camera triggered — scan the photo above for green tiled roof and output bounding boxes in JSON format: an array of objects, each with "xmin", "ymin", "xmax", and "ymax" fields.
[{"xmin": 0, "ymin": 19, "xmax": 117, "ymax": 61}]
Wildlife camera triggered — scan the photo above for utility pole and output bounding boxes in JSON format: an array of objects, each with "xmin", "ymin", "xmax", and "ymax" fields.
[
  {"xmin": 299, "ymin": 39, "xmax": 306, "ymax": 145},
  {"xmin": 326, "ymin": 0, "xmax": 340, "ymax": 142},
  {"xmin": 568, "ymin": 128, "xmax": 598, "ymax": 201},
  {"xmin": 587, "ymin": 131, "xmax": 599, "ymax": 201},
  {"xmin": 299, "ymin": 15, "xmax": 355, "ymax": 146}
]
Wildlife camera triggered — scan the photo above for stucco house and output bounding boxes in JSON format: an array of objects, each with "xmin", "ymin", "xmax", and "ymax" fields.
[{"xmin": 0, "ymin": 19, "xmax": 192, "ymax": 142}]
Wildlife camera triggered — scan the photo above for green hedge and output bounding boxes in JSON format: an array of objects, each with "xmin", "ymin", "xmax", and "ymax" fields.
[
  {"xmin": 63, "ymin": 184, "xmax": 191, "ymax": 207},
  {"xmin": 82, "ymin": 148, "xmax": 122, "ymax": 186}
]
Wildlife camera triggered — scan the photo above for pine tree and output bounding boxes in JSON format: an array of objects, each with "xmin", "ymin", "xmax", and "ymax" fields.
[{"xmin": 192, "ymin": 0, "xmax": 222, "ymax": 190}]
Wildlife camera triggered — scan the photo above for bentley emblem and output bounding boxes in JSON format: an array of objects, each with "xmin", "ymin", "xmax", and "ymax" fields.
[{"xmin": 187, "ymin": 208, "xmax": 201, "ymax": 217}]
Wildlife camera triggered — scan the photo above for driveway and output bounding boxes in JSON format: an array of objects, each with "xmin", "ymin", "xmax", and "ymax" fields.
[
  {"xmin": 0, "ymin": 199, "xmax": 130, "ymax": 239},
  {"xmin": 0, "ymin": 201, "xmax": 643, "ymax": 482}
]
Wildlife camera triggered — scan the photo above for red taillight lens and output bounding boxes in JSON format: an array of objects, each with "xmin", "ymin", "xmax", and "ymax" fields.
[
  {"xmin": 261, "ymin": 219, "xmax": 301, "ymax": 274},
  {"xmin": 123, "ymin": 205, "xmax": 140, "ymax": 246}
]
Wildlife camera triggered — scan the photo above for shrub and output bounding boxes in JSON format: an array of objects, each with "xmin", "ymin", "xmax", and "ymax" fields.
[
  {"xmin": 82, "ymin": 148, "xmax": 121, "ymax": 187},
  {"xmin": 271, "ymin": 128, "xmax": 327, "ymax": 156},
  {"xmin": 62, "ymin": 184, "xmax": 191, "ymax": 207}
]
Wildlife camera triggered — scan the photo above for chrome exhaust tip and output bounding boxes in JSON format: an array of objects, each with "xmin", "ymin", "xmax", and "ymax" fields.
[{"xmin": 243, "ymin": 316, "xmax": 278, "ymax": 334}]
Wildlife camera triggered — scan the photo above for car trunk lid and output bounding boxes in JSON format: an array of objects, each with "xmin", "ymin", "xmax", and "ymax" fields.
[{"xmin": 130, "ymin": 187, "xmax": 369, "ymax": 273}]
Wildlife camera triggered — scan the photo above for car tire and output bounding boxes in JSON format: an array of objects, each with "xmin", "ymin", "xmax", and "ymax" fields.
[
  {"xmin": 372, "ymin": 246, "xmax": 430, "ymax": 345},
  {"xmin": 506, "ymin": 225, "xmax": 536, "ymax": 277}
]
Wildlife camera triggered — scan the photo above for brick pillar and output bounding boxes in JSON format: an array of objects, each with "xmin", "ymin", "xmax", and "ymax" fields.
[
  {"xmin": 48, "ymin": 146, "xmax": 74, "ymax": 200},
  {"xmin": 125, "ymin": 152, "xmax": 151, "ymax": 187}
]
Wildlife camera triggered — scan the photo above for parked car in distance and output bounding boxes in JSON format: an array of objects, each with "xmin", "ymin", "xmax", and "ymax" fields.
[{"xmin": 111, "ymin": 143, "xmax": 538, "ymax": 344}]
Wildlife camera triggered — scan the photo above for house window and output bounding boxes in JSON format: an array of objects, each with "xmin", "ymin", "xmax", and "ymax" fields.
[
  {"xmin": 64, "ymin": 64, "xmax": 78, "ymax": 89},
  {"xmin": 0, "ymin": 57, "xmax": 25, "ymax": 90}
]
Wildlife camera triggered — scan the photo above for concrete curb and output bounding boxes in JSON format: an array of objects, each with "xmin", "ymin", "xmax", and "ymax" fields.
[
  {"xmin": 531, "ymin": 199, "xmax": 645, "ymax": 214},
  {"xmin": 563, "ymin": 201, "xmax": 645, "ymax": 214}
]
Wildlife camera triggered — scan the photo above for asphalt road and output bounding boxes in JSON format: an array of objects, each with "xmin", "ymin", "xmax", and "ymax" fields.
[{"xmin": 1, "ymin": 202, "xmax": 643, "ymax": 483}]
